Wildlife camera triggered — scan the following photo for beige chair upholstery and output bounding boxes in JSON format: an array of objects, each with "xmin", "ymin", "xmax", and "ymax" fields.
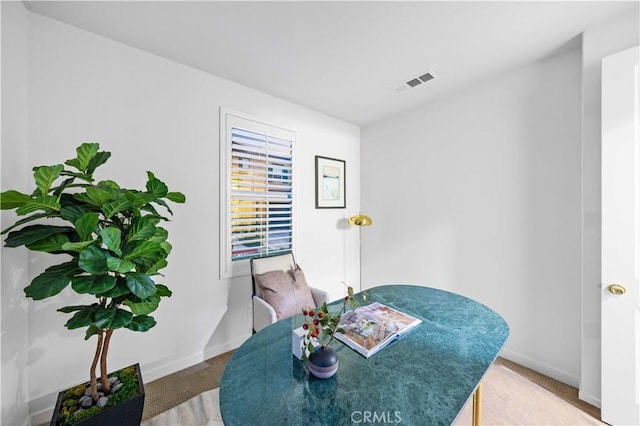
[{"xmin": 250, "ymin": 253, "xmax": 328, "ymax": 333}]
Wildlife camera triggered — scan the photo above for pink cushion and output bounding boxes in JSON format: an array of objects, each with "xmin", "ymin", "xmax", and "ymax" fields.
[{"xmin": 254, "ymin": 267, "xmax": 316, "ymax": 320}]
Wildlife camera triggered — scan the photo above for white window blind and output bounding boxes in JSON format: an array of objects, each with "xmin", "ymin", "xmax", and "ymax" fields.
[{"xmin": 220, "ymin": 110, "xmax": 295, "ymax": 278}]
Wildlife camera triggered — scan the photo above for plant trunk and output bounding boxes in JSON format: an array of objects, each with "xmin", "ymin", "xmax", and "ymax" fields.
[
  {"xmin": 90, "ymin": 330, "xmax": 105, "ymax": 401},
  {"xmin": 100, "ymin": 328, "xmax": 114, "ymax": 393}
]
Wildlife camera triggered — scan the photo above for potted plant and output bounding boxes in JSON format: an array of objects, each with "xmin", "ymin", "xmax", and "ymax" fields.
[
  {"xmin": 300, "ymin": 286, "xmax": 355, "ymax": 379},
  {"xmin": 0, "ymin": 143, "xmax": 185, "ymax": 425}
]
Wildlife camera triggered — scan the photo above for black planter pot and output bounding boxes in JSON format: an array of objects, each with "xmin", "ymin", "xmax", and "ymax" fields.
[{"xmin": 50, "ymin": 363, "xmax": 145, "ymax": 426}]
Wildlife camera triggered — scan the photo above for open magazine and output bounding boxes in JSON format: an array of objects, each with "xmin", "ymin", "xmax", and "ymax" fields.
[{"xmin": 335, "ymin": 302, "xmax": 422, "ymax": 358}]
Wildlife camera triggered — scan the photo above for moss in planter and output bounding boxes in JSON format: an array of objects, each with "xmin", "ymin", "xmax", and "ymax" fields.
[{"xmin": 55, "ymin": 365, "xmax": 141, "ymax": 426}]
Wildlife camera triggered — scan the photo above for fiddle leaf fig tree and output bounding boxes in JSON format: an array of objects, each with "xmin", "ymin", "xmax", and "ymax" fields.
[{"xmin": 0, "ymin": 143, "xmax": 185, "ymax": 402}]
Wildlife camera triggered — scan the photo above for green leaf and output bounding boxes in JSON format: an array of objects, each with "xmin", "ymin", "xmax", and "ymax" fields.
[
  {"xmin": 75, "ymin": 212, "xmax": 99, "ymax": 241},
  {"xmin": 146, "ymin": 172, "xmax": 168, "ymax": 198},
  {"xmin": 64, "ymin": 159, "xmax": 82, "ymax": 172},
  {"xmin": 124, "ymin": 294, "xmax": 160, "ymax": 315},
  {"xmin": 148, "ymin": 227, "xmax": 168, "ymax": 243},
  {"xmin": 15, "ymin": 195, "xmax": 61, "ymax": 215},
  {"xmin": 125, "ymin": 272, "xmax": 157, "ymax": 298},
  {"xmin": 59, "ymin": 170, "xmax": 94, "ymax": 183},
  {"xmin": 26, "ymin": 233, "xmax": 70, "ymax": 253},
  {"xmin": 5, "ymin": 224, "xmax": 75, "ymax": 247},
  {"xmin": 65, "ymin": 143, "xmax": 98, "ymax": 171},
  {"xmin": 143, "ymin": 259, "xmax": 168, "ymax": 276},
  {"xmin": 52, "ymin": 177, "xmax": 76, "ymax": 198},
  {"xmin": 160, "ymin": 241, "xmax": 172, "ymax": 255},
  {"xmin": 86, "ymin": 151, "xmax": 111, "ymax": 175},
  {"xmin": 90, "ymin": 307, "xmax": 134, "ymax": 330},
  {"xmin": 71, "ymin": 275, "xmax": 117, "ymax": 295},
  {"xmin": 100, "ymin": 227, "xmax": 122, "ymax": 255},
  {"xmin": 153, "ymin": 198, "xmax": 173, "ymax": 215},
  {"xmin": 0, "ymin": 212, "xmax": 55, "ymax": 235},
  {"xmin": 96, "ymin": 180, "xmax": 120, "ymax": 190},
  {"xmin": 58, "ymin": 305, "xmax": 91, "ymax": 313},
  {"xmin": 84, "ymin": 325, "xmax": 100, "ymax": 340},
  {"xmin": 124, "ymin": 190, "xmax": 154, "ymax": 207},
  {"xmin": 126, "ymin": 216, "xmax": 156, "ymax": 242},
  {"xmin": 123, "ymin": 240, "xmax": 161, "ymax": 261},
  {"xmin": 165, "ymin": 192, "xmax": 186, "ymax": 203},
  {"xmin": 102, "ymin": 198, "xmax": 133, "ymax": 219},
  {"xmin": 34, "ymin": 164, "xmax": 64, "ymax": 195},
  {"xmin": 61, "ymin": 240, "xmax": 95, "ymax": 253},
  {"xmin": 1, "ymin": 190, "xmax": 31, "ymax": 209},
  {"xmin": 84, "ymin": 186, "xmax": 114, "ymax": 207},
  {"xmin": 60, "ymin": 204, "xmax": 89, "ymax": 223},
  {"xmin": 99, "ymin": 278, "xmax": 130, "ymax": 298},
  {"xmin": 24, "ymin": 262, "xmax": 78, "ymax": 300},
  {"xmin": 78, "ymin": 245, "xmax": 109, "ymax": 274},
  {"xmin": 106, "ymin": 256, "xmax": 135, "ymax": 273},
  {"xmin": 76, "ymin": 143, "xmax": 99, "ymax": 171},
  {"xmin": 111, "ymin": 309, "xmax": 134, "ymax": 329},
  {"xmin": 94, "ymin": 306, "xmax": 116, "ymax": 328},
  {"xmin": 129, "ymin": 249, "xmax": 166, "ymax": 269},
  {"xmin": 155, "ymin": 284, "xmax": 172, "ymax": 298},
  {"xmin": 140, "ymin": 203, "xmax": 168, "ymax": 221},
  {"xmin": 64, "ymin": 305, "xmax": 99, "ymax": 330},
  {"xmin": 126, "ymin": 315, "xmax": 156, "ymax": 332}
]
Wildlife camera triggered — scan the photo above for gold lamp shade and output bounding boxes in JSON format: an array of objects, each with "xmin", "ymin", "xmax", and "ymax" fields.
[{"xmin": 349, "ymin": 214, "xmax": 372, "ymax": 226}]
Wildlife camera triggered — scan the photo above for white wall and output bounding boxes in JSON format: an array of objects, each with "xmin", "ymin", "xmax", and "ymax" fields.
[
  {"xmin": 1, "ymin": 11, "xmax": 360, "ymax": 423},
  {"xmin": 361, "ymin": 46, "xmax": 583, "ymax": 386},
  {"xmin": 580, "ymin": 11, "xmax": 639, "ymax": 407},
  {"xmin": 1, "ymin": 1, "xmax": 30, "ymax": 425}
]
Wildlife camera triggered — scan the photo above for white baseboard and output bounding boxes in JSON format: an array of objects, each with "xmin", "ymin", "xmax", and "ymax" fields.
[
  {"xmin": 142, "ymin": 351, "xmax": 205, "ymax": 383},
  {"xmin": 500, "ymin": 348, "xmax": 580, "ymax": 388},
  {"xmin": 204, "ymin": 333, "xmax": 250, "ymax": 359},
  {"xmin": 578, "ymin": 390, "xmax": 601, "ymax": 408},
  {"xmin": 30, "ymin": 397, "xmax": 57, "ymax": 426}
]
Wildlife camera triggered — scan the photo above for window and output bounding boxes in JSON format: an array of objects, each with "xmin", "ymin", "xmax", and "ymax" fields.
[{"xmin": 220, "ymin": 110, "xmax": 295, "ymax": 278}]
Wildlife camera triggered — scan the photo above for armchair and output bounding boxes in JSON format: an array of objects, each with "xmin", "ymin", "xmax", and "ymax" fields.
[{"xmin": 250, "ymin": 253, "xmax": 328, "ymax": 333}]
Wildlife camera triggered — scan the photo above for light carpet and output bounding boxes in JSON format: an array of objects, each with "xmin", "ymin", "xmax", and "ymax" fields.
[
  {"xmin": 142, "ymin": 364, "xmax": 603, "ymax": 425},
  {"xmin": 455, "ymin": 364, "xmax": 604, "ymax": 425},
  {"xmin": 141, "ymin": 388, "xmax": 223, "ymax": 426}
]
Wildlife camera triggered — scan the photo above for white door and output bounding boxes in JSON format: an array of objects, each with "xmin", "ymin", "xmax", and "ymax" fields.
[{"xmin": 601, "ymin": 45, "xmax": 640, "ymax": 425}]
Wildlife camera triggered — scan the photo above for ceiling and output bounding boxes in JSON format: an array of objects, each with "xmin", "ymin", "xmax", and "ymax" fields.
[{"xmin": 24, "ymin": 1, "xmax": 638, "ymax": 126}]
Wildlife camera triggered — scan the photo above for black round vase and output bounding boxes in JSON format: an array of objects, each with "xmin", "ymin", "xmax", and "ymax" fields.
[{"xmin": 307, "ymin": 346, "xmax": 339, "ymax": 379}]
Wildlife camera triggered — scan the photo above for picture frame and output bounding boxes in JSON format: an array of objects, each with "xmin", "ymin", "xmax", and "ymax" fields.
[{"xmin": 315, "ymin": 156, "xmax": 346, "ymax": 209}]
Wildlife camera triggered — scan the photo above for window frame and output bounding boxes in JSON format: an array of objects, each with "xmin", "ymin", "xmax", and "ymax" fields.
[{"xmin": 219, "ymin": 108, "xmax": 297, "ymax": 279}]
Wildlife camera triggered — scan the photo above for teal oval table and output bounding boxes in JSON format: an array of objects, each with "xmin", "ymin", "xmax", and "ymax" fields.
[{"xmin": 220, "ymin": 285, "xmax": 509, "ymax": 426}]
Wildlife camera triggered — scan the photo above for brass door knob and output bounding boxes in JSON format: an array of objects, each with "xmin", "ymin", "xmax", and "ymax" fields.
[{"xmin": 608, "ymin": 284, "xmax": 627, "ymax": 295}]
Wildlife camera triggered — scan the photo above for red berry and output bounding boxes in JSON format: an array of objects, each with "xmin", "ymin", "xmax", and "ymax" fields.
[
  {"xmin": 302, "ymin": 309, "xmax": 308, "ymax": 316},
  {"xmin": 313, "ymin": 319, "xmax": 319, "ymax": 325},
  {"xmin": 302, "ymin": 323, "xmax": 309, "ymax": 330},
  {"xmin": 318, "ymin": 312, "xmax": 323, "ymax": 318},
  {"xmin": 344, "ymin": 296, "xmax": 349, "ymax": 301}
]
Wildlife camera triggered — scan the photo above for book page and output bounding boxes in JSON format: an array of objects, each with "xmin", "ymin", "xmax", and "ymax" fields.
[
  {"xmin": 339, "ymin": 309, "xmax": 396, "ymax": 351},
  {"xmin": 359, "ymin": 302, "xmax": 419, "ymax": 334},
  {"xmin": 337, "ymin": 302, "xmax": 422, "ymax": 356}
]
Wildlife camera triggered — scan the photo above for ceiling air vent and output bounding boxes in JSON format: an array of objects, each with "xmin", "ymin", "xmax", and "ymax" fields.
[{"xmin": 393, "ymin": 70, "xmax": 438, "ymax": 94}]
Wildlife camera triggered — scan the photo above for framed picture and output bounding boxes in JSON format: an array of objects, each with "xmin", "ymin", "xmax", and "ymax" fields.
[{"xmin": 315, "ymin": 156, "xmax": 346, "ymax": 209}]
